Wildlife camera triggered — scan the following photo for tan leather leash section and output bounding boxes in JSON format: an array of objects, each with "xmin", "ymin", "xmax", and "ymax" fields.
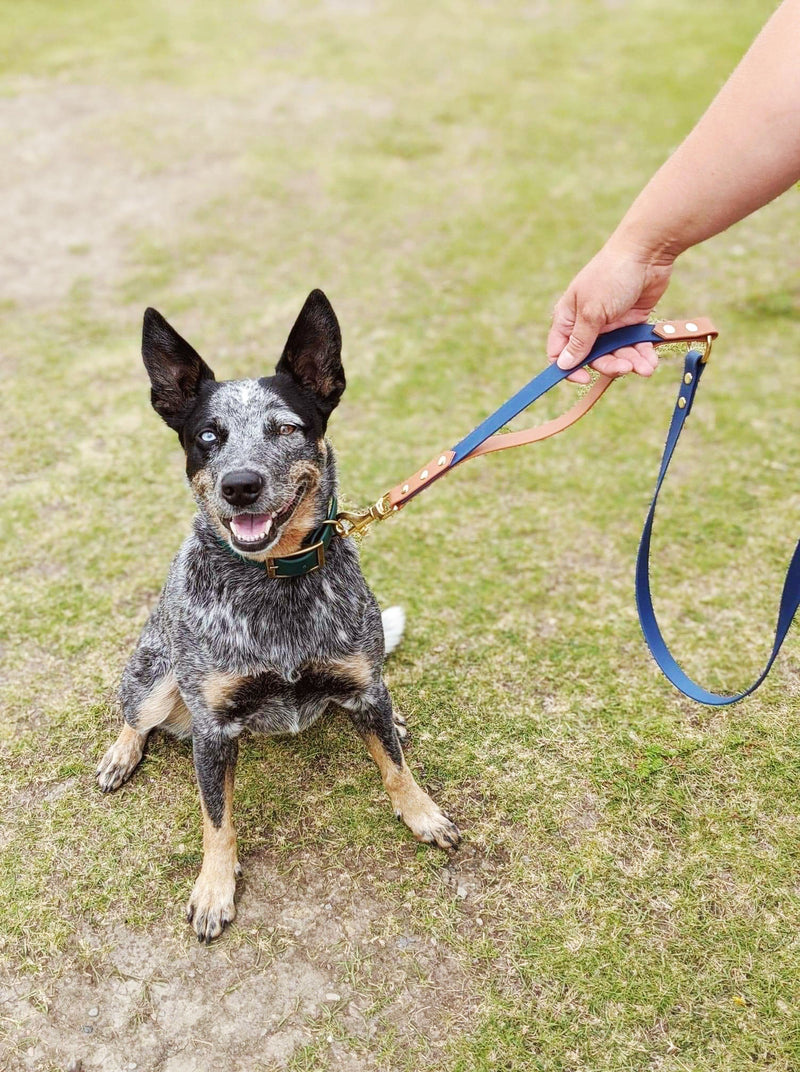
[
  {"xmin": 334, "ymin": 317, "xmax": 718, "ymax": 538},
  {"xmin": 384, "ymin": 368, "xmax": 614, "ymax": 511}
]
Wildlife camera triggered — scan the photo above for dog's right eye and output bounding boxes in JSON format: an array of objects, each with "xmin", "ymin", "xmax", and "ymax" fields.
[{"xmin": 198, "ymin": 429, "xmax": 218, "ymax": 445}]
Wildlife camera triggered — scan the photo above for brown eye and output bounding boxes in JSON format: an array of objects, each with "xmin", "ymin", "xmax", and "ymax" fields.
[{"xmin": 278, "ymin": 423, "xmax": 297, "ymax": 435}]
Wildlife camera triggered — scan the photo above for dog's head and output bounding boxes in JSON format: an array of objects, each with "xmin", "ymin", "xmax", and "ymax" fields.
[{"xmin": 142, "ymin": 289, "xmax": 345, "ymax": 559}]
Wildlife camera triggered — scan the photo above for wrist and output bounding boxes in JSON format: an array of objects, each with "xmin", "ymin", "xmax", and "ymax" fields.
[{"xmin": 609, "ymin": 214, "xmax": 683, "ymax": 268}]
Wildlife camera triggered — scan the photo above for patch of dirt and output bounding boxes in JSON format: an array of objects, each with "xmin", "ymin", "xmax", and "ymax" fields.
[
  {"xmin": 0, "ymin": 80, "xmax": 390, "ymax": 310},
  {"xmin": 0, "ymin": 850, "xmax": 479, "ymax": 1071}
]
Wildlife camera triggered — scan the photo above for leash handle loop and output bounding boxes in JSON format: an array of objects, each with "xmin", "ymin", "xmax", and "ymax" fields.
[{"xmin": 635, "ymin": 349, "xmax": 800, "ymax": 705}]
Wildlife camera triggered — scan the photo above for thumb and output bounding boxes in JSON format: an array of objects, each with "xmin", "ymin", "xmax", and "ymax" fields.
[{"xmin": 556, "ymin": 305, "xmax": 603, "ymax": 369}]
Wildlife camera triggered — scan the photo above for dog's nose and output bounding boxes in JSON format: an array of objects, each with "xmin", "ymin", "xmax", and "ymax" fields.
[{"xmin": 220, "ymin": 469, "xmax": 264, "ymax": 507}]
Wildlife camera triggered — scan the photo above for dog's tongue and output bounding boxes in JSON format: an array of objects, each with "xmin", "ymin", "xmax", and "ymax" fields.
[{"xmin": 230, "ymin": 513, "xmax": 272, "ymax": 543}]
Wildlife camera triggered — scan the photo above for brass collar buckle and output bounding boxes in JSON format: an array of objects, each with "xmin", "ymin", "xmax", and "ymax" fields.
[{"xmin": 265, "ymin": 539, "xmax": 325, "ymax": 578}]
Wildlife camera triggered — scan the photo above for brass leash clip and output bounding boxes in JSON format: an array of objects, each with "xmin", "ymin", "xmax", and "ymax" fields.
[{"xmin": 334, "ymin": 496, "xmax": 394, "ymax": 539}]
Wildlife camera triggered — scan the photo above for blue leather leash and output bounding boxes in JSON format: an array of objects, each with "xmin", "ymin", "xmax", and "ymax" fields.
[
  {"xmin": 635, "ymin": 347, "xmax": 800, "ymax": 705},
  {"xmin": 340, "ymin": 317, "xmax": 799, "ymax": 706}
]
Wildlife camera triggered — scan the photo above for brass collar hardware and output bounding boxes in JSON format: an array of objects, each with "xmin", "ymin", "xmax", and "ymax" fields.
[{"xmin": 335, "ymin": 496, "xmax": 394, "ymax": 539}]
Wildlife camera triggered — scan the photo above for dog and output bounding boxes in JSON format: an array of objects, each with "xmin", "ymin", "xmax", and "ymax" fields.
[{"xmin": 96, "ymin": 290, "xmax": 460, "ymax": 942}]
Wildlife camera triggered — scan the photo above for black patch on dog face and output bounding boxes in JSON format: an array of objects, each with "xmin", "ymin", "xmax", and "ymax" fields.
[
  {"xmin": 181, "ymin": 382, "xmax": 230, "ymax": 481},
  {"xmin": 274, "ymin": 289, "xmax": 345, "ymax": 428},
  {"xmin": 142, "ymin": 308, "xmax": 216, "ymax": 434},
  {"xmin": 141, "ymin": 294, "xmax": 346, "ymax": 552}
]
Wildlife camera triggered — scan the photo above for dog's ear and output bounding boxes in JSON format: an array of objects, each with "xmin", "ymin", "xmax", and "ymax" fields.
[
  {"xmin": 275, "ymin": 290, "xmax": 345, "ymax": 419},
  {"xmin": 141, "ymin": 308, "xmax": 215, "ymax": 432}
]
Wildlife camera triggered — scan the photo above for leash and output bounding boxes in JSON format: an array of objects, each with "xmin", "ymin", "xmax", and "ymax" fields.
[{"xmin": 337, "ymin": 317, "xmax": 800, "ymax": 705}]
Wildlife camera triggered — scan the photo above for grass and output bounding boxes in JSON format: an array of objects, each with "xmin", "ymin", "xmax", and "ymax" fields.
[{"xmin": 2, "ymin": 0, "xmax": 800, "ymax": 1068}]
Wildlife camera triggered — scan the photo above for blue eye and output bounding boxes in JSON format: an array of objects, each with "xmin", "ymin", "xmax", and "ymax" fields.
[{"xmin": 198, "ymin": 429, "xmax": 218, "ymax": 445}]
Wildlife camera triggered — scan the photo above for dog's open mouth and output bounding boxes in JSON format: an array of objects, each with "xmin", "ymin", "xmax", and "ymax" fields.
[{"xmin": 223, "ymin": 485, "xmax": 306, "ymax": 553}]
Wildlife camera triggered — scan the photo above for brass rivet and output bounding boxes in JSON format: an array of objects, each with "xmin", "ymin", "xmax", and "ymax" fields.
[
  {"xmin": 662, "ymin": 323, "xmax": 676, "ymax": 334},
  {"xmin": 685, "ymin": 322, "xmax": 698, "ymax": 332},
  {"xmin": 678, "ymin": 397, "xmax": 687, "ymax": 409},
  {"xmin": 684, "ymin": 373, "xmax": 693, "ymax": 385},
  {"xmin": 438, "ymin": 455, "xmax": 447, "ymax": 466},
  {"xmin": 420, "ymin": 469, "xmax": 429, "ymax": 480},
  {"xmin": 402, "ymin": 484, "xmax": 409, "ymax": 493}
]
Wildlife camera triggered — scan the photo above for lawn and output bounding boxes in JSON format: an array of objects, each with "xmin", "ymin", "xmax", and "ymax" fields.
[{"xmin": 2, "ymin": 1, "xmax": 799, "ymax": 1069}]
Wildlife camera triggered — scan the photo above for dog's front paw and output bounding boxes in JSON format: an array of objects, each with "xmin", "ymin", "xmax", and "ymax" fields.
[
  {"xmin": 96, "ymin": 726, "xmax": 145, "ymax": 793},
  {"xmin": 186, "ymin": 865, "xmax": 239, "ymax": 943},
  {"xmin": 395, "ymin": 787, "xmax": 461, "ymax": 851}
]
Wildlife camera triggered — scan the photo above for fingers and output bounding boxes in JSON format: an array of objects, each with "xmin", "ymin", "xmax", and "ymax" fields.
[
  {"xmin": 553, "ymin": 342, "xmax": 654, "ymax": 382},
  {"xmin": 578, "ymin": 342, "xmax": 658, "ymax": 379},
  {"xmin": 547, "ymin": 294, "xmax": 601, "ymax": 382},
  {"xmin": 552, "ymin": 301, "xmax": 605, "ymax": 371},
  {"xmin": 548, "ymin": 294, "xmax": 660, "ymax": 381},
  {"xmin": 634, "ymin": 342, "xmax": 659, "ymax": 375},
  {"xmin": 546, "ymin": 240, "xmax": 674, "ymax": 384},
  {"xmin": 591, "ymin": 353, "xmax": 633, "ymax": 377},
  {"xmin": 620, "ymin": 342, "xmax": 658, "ymax": 376}
]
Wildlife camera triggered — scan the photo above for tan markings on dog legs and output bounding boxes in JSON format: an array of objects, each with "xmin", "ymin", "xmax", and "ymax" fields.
[
  {"xmin": 161, "ymin": 695, "xmax": 193, "ymax": 736},
  {"xmin": 96, "ymin": 722, "xmax": 146, "ymax": 792},
  {"xmin": 393, "ymin": 710, "xmax": 408, "ymax": 742},
  {"xmin": 324, "ymin": 652, "xmax": 374, "ymax": 691},
  {"xmin": 98, "ymin": 674, "xmax": 187, "ymax": 790},
  {"xmin": 187, "ymin": 765, "xmax": 240, "ymax": 942},
  {"xmin": 136, "ymin": 671, "xmax": 186, "ymax": 731},
  {"xmin": 364, "ymin": 733, "xmax": 461, "ymax": 850},
  {"xmin": 202, "ymin": 671, "xmax": 246, "ymax": 712}
]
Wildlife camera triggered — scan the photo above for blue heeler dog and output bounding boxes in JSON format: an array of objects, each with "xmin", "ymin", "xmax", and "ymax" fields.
[{"xmin": 97, "ymin": 290, "xmax": 460, "ymax": 942}]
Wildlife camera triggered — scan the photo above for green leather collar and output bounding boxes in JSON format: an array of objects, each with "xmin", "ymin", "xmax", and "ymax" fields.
[{"xmin": 218, "ymin": 497, "xmax": 338, "ymax": 578}]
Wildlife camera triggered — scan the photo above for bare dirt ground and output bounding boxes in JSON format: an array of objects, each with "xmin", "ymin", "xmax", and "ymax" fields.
[
  {"xmin": 0, "ymin": 77, "xmax": 389, "ymax": 310},
  {"xmin": 2, "ymin": 849, "xmax": 485, "ymax": 1071}
]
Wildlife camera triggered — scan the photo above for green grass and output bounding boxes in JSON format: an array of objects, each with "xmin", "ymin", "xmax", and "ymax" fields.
[{"xmin": 3, "ymin": 0, "xmax": 800, "ymax": 1068}]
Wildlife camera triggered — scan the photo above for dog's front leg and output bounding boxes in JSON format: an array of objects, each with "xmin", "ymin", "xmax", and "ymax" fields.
[
  {"xmin": 348, "ymin": 682, "xmax": 461, "ymax": 850},
  {"xmin": 186, "ymin": 730, "xmax": 241, "ymax": 943}
]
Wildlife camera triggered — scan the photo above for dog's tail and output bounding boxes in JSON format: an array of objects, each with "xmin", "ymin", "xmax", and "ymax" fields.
[{"xmin": 381, "ymin": 606, "xmax": 406, "ymax": 656}]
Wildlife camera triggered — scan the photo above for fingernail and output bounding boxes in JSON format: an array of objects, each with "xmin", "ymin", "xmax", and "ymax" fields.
[{"xmin": 556, "ymin": 348, "xmax": 574, "ymax": 369}]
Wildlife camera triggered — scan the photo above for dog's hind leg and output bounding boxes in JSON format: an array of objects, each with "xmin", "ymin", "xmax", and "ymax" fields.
[
  {"xmin": 98, "ymin": 606, "xmax": 189, "ymax": 792},
  {"xmin": 97, "ymin": 670, "xmax": 187, "ymax": 792},
  {"xmin": 346, "ymin": 682, "xmax": 460, "ymax": 850},
  {"xmin": 393, "ymin": 710, "xmax": 408, "ymax": 743}
]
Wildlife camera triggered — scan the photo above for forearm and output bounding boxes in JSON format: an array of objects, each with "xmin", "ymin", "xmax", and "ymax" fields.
[{"xmin": 613, "ymin": 0, "xmax": 800, "ymax": 263}]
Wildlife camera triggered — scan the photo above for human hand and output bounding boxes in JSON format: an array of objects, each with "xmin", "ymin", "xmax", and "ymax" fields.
[{"xmin": 547, "ymin": 240, "xmax": 675, "ymax": 384}]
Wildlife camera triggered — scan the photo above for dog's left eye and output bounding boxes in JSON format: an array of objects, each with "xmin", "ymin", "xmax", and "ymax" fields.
[
  {"xmin": 198, "ymin": 429, "xmax": 218, "ymax": 445},
  {"xmin": 278, "ymin": 424, "xmax": 298, "ymax": 436}
]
